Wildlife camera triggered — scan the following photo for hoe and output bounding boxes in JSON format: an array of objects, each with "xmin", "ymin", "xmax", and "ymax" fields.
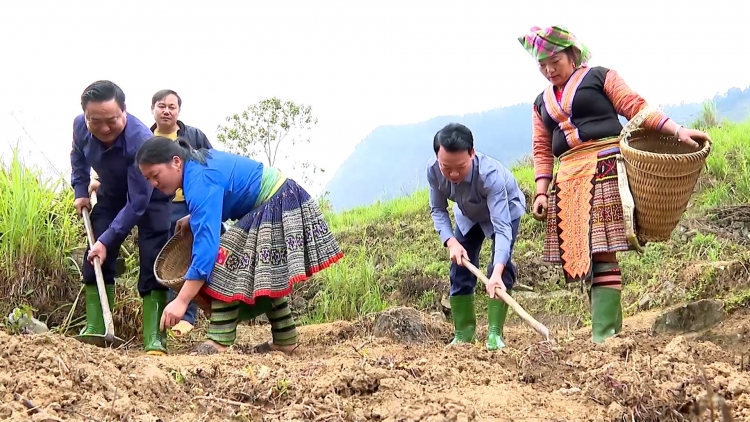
[
  {"xmin": 74, "ymin": 192, "xmax": 125, "ymax": 348},
  {"xmin": 462, "ymin": 257, "xmax": 552, "ymax": 342}
]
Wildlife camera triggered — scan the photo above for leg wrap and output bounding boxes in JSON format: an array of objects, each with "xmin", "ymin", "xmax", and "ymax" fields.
[
  {"xmin": 267, "ymin": 297, "xmax": 298, "ymax": 346},
  {"xmin": 592, "ymin": 260, "xmax": 622, "ymax": 290},
  {"xmin": 206, "ymin": 300, "xmax": 241, "ymax": 347}
]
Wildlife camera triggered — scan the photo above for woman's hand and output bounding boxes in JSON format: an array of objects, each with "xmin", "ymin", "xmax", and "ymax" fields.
[
  {"xmin": 160, "ymin": 298, "xmax": 188, "ymax": 330},
  {"xmin": 162, "ymin": 280, "xmax": 205, "ymax": 330},
  {"xmin": 532, "ymin": 194, "xmax": 548, "ymax": 222},
  {"xmin": 677, "ymin": 127, "xmax": 711, "ymax": 150},
  {"xmin": 175, "ymin": 215, "xmax": 190, "ymax": 234}
]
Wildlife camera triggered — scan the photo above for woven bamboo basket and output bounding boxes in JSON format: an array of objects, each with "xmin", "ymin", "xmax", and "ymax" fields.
[
  {"xmin": 154, "ymin": 230, "xmax": 212, "ymax": 315},
  {"xmin": 618, "ymin": 107, "xmax": 712, "ymax": 244}
]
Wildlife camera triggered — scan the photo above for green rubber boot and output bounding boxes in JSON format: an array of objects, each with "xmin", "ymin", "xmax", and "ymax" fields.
[
  {"xmin": 143, "ymin": 290, "xmax": 168, "ymax": 355},
  {"xmin": 590, "ymin": 286, "xmax": 623, "ymax": 343},
  {"xmin": 449, "ymin": 295, "xmax": 476, "ymax": 344},
  {"xmin": 486, "ymin": 296, "xmax": 510, "ymax": 351},
  {"xmin": 80, "ymin": 284, "xmax": 115, "ymax": 336}
]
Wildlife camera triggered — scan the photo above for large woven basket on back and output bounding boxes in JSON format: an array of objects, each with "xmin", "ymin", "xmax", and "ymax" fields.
[
  {"xmin": 618, "ymin": 107, "xmax": 712, "ymax": 244},
  {"xmin": 154, "ymin": 230, "xmax": 212, "ymax": 315}
]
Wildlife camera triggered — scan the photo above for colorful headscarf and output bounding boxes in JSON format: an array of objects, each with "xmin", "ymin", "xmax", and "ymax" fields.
[{"xmin": 518, "ymin": 25, "xmax": 591, "ymax": 68}]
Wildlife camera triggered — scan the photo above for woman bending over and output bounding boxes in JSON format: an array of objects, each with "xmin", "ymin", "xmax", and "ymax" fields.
[{"xmin": 137, "ymin": 137, "xmax": 344, "ymax": 354}]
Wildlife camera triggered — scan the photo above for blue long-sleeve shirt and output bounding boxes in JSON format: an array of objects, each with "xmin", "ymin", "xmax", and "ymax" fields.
[
  {"xmin": 183, "ymin": 150, "xmax": 264, "ymax": 282},
  {"xmin": 70, "ymin": 113, "xmax": 160, "ymax": 247},
  {"xmin": 427, "ymin": 151, "xmax": 527, "ymax": 266}
]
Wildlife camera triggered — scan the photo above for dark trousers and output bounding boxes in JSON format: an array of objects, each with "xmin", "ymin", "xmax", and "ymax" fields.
[
  {"xmin": 83, "ymin": 194, "xmax": 170, "ymax": 297},
  {"xmin": 168, "ymin": 201, "xmax": 190, "ymax": 237},
  {"xmin": 449, "ymin": 218, "xmax": 521, "ymax": 297},
  {"xmin": 167, "ymin": 200, "xmax": 199, "ymax": 324}
]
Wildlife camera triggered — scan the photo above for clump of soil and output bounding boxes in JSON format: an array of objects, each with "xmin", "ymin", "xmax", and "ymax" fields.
[
  {"xmin": 360, "ymin": 306, "xmax": 449, "ymax": 344},
  {"xmin": 0, "ymin": 309, "xmax": 749, "ymax": 421}
]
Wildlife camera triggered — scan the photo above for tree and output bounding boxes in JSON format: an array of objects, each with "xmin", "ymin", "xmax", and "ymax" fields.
[{"xmin": 216, "ymin": 97, "xmax": 324, "ymax": 188}]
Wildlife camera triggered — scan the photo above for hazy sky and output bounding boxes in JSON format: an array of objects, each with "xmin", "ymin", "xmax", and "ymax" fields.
[{"xmin": 0, "ymin": 0, "xmax": 746, "ymax": 195}]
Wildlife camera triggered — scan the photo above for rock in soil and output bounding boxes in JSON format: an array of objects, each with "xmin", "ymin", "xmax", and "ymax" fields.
[{"xmin": 652, "ymin": 299, "xmax": 726, "ymax": 335}]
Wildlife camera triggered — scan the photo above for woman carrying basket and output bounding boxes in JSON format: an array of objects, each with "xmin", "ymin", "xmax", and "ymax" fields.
[
  {"xmin": 518, "ymin": 25, "xmax": 712, "ymax": 343},
  {"xmin": 136, "ymin": 137, "xmax": 344, "ymax": 355}
]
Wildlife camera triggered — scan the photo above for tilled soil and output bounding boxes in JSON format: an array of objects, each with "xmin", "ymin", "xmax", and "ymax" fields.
[{"xmin": 1, "ymin": 309, "xmax": 749, "ymax": 422}]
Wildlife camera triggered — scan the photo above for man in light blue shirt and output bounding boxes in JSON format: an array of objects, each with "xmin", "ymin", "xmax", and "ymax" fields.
[{"xmin": 427, "ymin": 123, "xmax": 526, "ymax": 350}]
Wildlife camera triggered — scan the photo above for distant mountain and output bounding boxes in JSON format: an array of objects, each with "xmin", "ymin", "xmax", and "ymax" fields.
[{"xmin": 325, "ymin": 87, "xmax": 750, "ymax": 211}]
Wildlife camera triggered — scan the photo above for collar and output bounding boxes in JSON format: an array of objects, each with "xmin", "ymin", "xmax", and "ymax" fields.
[
  {"xmin": 150, "ymin": 119, "xmax": 186, "ymax": 134},
  {"xmin": 463, "ymin": 158, "xmax": 475, "ymax": 183},
  {"xmin": 93, "ymin": 135, "xmax": 124, "ymax": 149}
]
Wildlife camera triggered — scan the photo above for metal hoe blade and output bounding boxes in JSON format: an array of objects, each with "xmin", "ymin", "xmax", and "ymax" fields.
[{"xmin": 74, "ymin": 332, "xmax": 126, "ymax": 348}]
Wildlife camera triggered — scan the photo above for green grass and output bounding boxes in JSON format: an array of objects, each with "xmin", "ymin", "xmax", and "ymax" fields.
[
  {"xmin": 0, "ymin": 146, "xmax": 144, "ymax": 338},
  {"xmin": 695, "ymin": 120, "xmax": 750, "ymax": 207},
  {"xmin": 0, "ymin": 147, "xmax": 83, "ymax": 328},
  {"xmin": 2, "ymin": 114, "xmax": 750, "ymax": 335}
]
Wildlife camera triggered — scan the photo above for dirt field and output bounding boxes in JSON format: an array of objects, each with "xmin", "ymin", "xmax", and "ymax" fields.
[{"xmin": 1, "ymin": 308, "xmax": 749, "ymax": 422}]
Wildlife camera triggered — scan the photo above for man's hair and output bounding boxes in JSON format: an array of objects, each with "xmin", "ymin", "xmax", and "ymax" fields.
[
  {"xmin": 80, "ymin": 80, "xmax": 126, "ymax": 112},
  {"xmin": 151, "ymin": 89, "xmax": 182, "ymax": 107},
  {"xmin": 433, "ymin": 123, "xmax": 474, "ymax": 154}
]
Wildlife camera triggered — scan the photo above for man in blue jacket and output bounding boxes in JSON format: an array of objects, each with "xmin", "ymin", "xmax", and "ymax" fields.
[
  {"xmin": 427, "ymin": 123, "xmax": 527, "ymax": 351},
  {"xmin": 70, "ymin": 80, "xmax": 172, "ymax": 356},
  {"xmin": 148, "ymin": 89, "xmax": 212, "ymax": 337}
]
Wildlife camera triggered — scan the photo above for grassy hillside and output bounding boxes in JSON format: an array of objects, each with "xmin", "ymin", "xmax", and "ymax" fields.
[
  {"xmin": 1, "ymin": 118, "xmax": 750, "ymax": 340},
  {"xmin": 305, "ymin": 118, "xmax": 750, "ymax": 327}
]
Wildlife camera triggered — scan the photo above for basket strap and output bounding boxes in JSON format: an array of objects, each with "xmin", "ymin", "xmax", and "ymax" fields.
[
  {"xmin": 615, "ymin": 155, "xmax": 644, "ymax": 254},
  {"xmin": 619, "ymin": 106, "xmax": 659, "ymax": 145}
]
